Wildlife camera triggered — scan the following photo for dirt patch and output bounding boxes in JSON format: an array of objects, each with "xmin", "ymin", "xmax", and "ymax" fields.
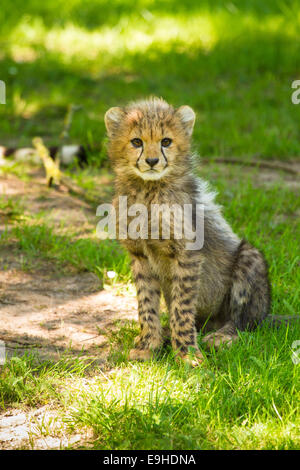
[
  {"xmin": 0, "ymin": 169, "xmax": 137, "ymax": 363},
  {"xmin": 0, "ymin": 270, "xmax": 137, "ymax": 362},
  {"xmin": 202, "ymin": 159, "xmax": 300, "ymax": 190},
  {"xmin": 0, "ymin": 405, "xmax": 93, "ymax": 449},
  {"xmin": 253, "ymin": 161, "xmax": 300, "ymax": 190}
]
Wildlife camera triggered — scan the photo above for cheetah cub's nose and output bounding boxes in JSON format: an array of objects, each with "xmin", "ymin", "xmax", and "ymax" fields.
[{"xmin": 145, "ymin": 157, "xmax": 159, "ymax": 168}]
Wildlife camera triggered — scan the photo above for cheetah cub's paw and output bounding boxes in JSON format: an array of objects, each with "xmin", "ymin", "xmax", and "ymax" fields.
[
  {"xmin": 129, "ymin": 348, "xmax": 154, "ymax": 361},
  {"xmin": 202, "ymin": 332, "xmax": 238, "ymax": 349},
  {"xmin": 176, "ymin": 349, "xmax": 204, "ymax": 368}
]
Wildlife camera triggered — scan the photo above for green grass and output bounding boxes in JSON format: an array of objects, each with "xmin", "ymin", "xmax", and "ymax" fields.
[
  {"xmin": 0, "ymin": 353, "xmax": 92, "ymax": 409},
  {"xmin": 69, "ymin": 322, "xmax": 300, "ymax": 450}
]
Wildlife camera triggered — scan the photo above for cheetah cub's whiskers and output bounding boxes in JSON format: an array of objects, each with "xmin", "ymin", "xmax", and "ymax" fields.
[{"xmin": 104, "ymin": 97, "xmax": 271, "ymax": 366}]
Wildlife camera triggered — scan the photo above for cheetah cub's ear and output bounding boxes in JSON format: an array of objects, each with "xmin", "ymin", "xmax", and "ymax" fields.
[
  {"xmin": 176, "ymin": 105, "xmax": 196, "ymax": 137},
  {"xmin": 104, "ymin": 107, "xmax": 124, "ymax": 136}
]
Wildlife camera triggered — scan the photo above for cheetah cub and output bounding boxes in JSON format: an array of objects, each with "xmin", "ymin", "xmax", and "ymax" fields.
[{"xmin": 104, "ymin": 97, "xmax": 270, "ymax": 366}]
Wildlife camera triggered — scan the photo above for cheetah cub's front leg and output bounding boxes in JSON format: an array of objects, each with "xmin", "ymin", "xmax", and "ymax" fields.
[
  {"xmin": 169, "ymin": 254, "xmax": 204, "ymax": 367},
  {"xmin": 129, "ymin": 254, "xmax": 163, "ymax": 361}
]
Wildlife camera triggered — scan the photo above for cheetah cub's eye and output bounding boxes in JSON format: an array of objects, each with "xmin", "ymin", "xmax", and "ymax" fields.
[
  {"xmin": 131, "ymin": 138, "xmax": 143, "ymax": 148},
  {"xmin": 161, "ymin": 138, "xmax": 172, "ymax": 147}
]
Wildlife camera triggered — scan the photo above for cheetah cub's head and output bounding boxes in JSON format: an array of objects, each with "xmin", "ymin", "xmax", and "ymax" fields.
[{"xmin": 104, "ymin": 97, "xmax": 195, "ymax": 181}]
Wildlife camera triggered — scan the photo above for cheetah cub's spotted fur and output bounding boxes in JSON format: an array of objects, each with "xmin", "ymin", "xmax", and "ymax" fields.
[{"xmin": 104, "ymin": 97, "xmax": 270, "ymax": 366}]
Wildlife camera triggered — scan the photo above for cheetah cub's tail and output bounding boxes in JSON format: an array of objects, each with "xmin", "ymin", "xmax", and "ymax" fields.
[
  {"xmin": 230, "ymin": 239, "xmax": 271, "ymax": 331},
  {"xmin": 230, "ymin": 240, "xmax": 299, "ymax": 329}
]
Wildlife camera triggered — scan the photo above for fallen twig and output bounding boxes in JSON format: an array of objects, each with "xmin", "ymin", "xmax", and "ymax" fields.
[
  {"xmin": 60, "ymin": 104, "xmax": 82, "ymax": 142},
  {"xmin": 200, "ymin": 157, "xmax": 299, "ymax": 176}
]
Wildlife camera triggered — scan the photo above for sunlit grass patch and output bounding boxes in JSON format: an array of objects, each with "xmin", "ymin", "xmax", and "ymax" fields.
[
  {"xmin": 64, "ymin": 320, "xmax": 300, "ymax": 450},
  {"xmin": 5, "ymin": 5, "xmax": 300, "ymax": 63},
  {"xmin": 1, "ymin": 318, "xmax": 299, "ymax": 449}
]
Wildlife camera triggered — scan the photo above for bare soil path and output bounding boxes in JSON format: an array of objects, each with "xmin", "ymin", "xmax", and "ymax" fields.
[{"xmin": 0, "ymin": 169, "xmax": 137, "ymax": 363}]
